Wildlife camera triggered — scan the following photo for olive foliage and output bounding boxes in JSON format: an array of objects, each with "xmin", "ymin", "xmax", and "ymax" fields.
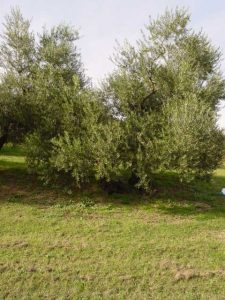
[
  {"xmin": 0, "ymin": 8, "xmax": 224, "ymax": 191},
  {"xmin": 100, "ymin": 8, "xmax": 225, "ymax": 189},
  {"xmin": 0, "ymin": 8, "xmax": 36, "ymax": 148}
]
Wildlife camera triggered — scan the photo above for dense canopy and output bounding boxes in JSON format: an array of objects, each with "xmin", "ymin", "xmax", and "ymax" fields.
[{"xmin": 0, "ymin": 7, "xmax": 224, "ymax": 191}]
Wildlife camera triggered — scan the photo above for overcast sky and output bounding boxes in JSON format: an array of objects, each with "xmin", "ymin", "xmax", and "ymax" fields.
[{"xmin": 1, "ymin": 0, "xmax": 225, "ymax": 127}]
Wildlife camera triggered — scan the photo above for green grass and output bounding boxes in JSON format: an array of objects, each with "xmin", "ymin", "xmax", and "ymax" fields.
[{"xmin": 1, "ymin": 145, "xmax": 225, "ymax": 299}]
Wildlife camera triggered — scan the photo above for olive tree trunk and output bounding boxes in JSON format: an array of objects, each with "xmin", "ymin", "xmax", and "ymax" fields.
[{"xmin": 0, "ymin": 134, "xmax": 8, "ymax": 150}]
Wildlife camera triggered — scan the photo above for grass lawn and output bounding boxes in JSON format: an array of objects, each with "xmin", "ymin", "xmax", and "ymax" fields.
[{"xmin": 1, "ymin": 145, "xmax": 225, "ymax": 299}]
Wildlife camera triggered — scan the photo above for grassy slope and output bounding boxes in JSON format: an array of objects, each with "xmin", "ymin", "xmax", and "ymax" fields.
[{"xmin": 1, "ymin": 145, "xmax": 225, "ymax": 299}]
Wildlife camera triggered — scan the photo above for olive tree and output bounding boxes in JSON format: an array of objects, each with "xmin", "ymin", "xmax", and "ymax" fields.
[
  {"xmin": 101, "ymin": 8, "xmax": 225, "ymax": 189},
  {"xmin": 0, "ymin": 8, "xmax": 36, "ymax": 149}
]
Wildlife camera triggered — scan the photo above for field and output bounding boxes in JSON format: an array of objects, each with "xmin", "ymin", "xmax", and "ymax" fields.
[{"xmin": 1, "ymin": 145, "xmax": 225, "ymax": 299}]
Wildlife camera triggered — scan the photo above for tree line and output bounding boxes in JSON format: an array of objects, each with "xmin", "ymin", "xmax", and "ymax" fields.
[{"xmin": 0, "ymin": 7, "xmax": 224, "ymax": 191}]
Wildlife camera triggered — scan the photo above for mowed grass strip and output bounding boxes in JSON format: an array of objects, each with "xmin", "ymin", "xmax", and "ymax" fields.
[{"xmin": 1, "ymin": 145, "xmax": 225, "ymax": 299}]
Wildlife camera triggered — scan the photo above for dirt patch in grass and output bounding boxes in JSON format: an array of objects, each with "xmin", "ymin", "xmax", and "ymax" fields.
[
  {"xmin": 159, "ymin": 259, "xmax": 225, "ymax": 282},
  {"xmin": 1, "ymin": 241, "xmax": 29, "ymax": 249}
]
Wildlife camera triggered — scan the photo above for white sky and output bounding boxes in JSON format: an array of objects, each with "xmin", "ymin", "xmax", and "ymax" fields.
[{"xmin": 1, "ymin": 0, "xmax": 225, "ymax": 127}]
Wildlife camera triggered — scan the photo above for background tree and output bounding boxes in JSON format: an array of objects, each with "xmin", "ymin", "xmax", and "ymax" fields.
[
  {"xmin": 0, "ymin": 8, "xmax": 36, "ymax": 149},
  {"xmin": 0, "ymin": 9, "xmax": 87, "ymax": 151}
]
